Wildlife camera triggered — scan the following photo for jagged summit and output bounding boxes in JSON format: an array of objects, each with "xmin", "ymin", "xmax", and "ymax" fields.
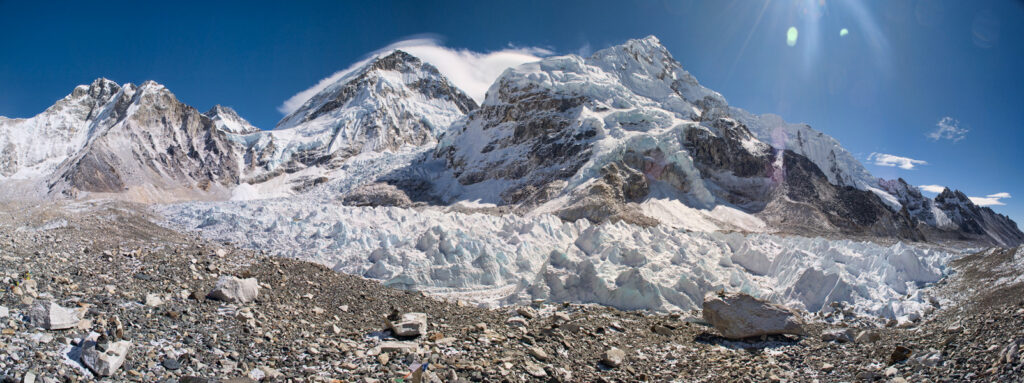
[
  {"xmin": 276, "ymin": 49, "xmax": 476, "ymax": 132},
  {"xmin": 0, "ymin": 37, "xmax": 1019, "ymax": 246},
  {"xmin": 204, "ymin": 105, "xmax": 259, "ymax": 134},
  {"xmin": 246, "ymin": 49, "xmax": 478, "ymax": 179}
]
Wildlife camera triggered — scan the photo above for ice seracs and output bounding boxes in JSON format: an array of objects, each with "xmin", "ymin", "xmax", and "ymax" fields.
[{"xmin": 161, "ymin": 200, "xmax": 953, "ymax": 319}]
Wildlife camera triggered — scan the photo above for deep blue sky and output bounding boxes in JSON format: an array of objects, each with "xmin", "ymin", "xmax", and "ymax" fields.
[{"xmin": 1, "ymin": 0, "xmax": 1022, "ymax": 224}]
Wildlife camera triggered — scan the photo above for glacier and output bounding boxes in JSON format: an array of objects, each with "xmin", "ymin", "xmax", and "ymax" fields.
[{"xmin": 160, "ymin": 200, "xmax": 954, "ymax": 320}]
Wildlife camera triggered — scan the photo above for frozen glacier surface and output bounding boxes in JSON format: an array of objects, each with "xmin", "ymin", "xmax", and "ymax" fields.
[{"xmin": 160, "ymin": 200, "xmax": 954, "ymax": 319}]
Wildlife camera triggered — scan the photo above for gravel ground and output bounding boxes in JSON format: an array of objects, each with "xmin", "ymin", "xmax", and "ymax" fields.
[{"xmin": 0, "ymin": 201, "xmax": 1021, "ymax": 382}]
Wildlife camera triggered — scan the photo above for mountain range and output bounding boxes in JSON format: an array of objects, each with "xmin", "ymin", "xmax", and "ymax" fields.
[{"xmin": 1, "ymin": 36, "xmax": 1020, "ymax": 246}]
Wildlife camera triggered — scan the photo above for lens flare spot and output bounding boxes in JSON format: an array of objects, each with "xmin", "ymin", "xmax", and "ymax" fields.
[
  {"xmin": 786, "ymin": 27, "xmax": 799, "ymax": 46},
  {"xmin": 840, "ymin": 28, "xmax": 849, "ymax": 37}
]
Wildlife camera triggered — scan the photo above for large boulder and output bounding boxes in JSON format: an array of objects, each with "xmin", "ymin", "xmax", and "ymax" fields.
[
  {"xmin": 702, "ymin": 292, "xmax": 806, "ymax": 339},
  {"xmin": 29, "ymin": 301, "xmax": 79, "ymax": 330},
  {"xmin": 207, "ymin": 276, "xmax": 260, "ymax": 303},
  {"xmin": 81, "ymin": 334, "xmax": 131, "ymax": 376}
]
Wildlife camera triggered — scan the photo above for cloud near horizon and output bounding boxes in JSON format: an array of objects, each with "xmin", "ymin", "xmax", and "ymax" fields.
[
  {"xmin": 918, "ymin": 184, "xmax": 946, "ymax": 193},
  {"xmin": 970, "ymin": 192, "xmax": 1012, "ymax": 206},
  {"xmin": 868, "ymin": 152, "xmax": 927, "ymax": 170},
  {"xmin": 927, "ymin": 116, "xmax": 968, "ymax": 142},
  {"xmin": 278, "ymin": 37, "xmax": 552, "ymax": 115}
]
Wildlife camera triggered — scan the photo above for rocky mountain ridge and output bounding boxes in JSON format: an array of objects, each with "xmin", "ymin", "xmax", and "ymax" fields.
[{"xmin": 0, "ymin": 37, "xmax": 1020, "ymax": 246}]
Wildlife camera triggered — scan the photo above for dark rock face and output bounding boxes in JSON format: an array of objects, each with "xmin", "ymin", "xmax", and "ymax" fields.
[
  {"xmin": 684, "ymin": 118, "xmax": 770, "ymax": 179},
  {"xmin": 439, "ymin": 82, "xmax": 593, "ymax": 201},
  {"xmin": 933, "ymin": 188, "xmax": 1024, "ymax": 247},
  {"xmin": 48, "ymin": 82, "xmax": 243, "ymax": 197}
]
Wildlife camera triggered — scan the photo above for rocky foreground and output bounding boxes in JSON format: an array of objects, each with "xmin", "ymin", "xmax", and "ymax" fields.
[{"xmin": 0, "ymin": 201, "xmax": 1022, "ymax": 382}]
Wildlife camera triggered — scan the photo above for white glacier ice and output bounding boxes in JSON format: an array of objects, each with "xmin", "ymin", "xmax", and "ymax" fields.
[{"xmin": 160, "ymin": 200, "xmax": 954, "ymax": 319}]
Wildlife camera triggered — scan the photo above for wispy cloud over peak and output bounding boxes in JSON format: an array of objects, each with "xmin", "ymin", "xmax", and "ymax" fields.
[
  {"xmin": 868, "ymin": 152, "xmax": 927, "ymax": 170},
  {"xmin": 970, "ymin": 192, "xmax": 1011, "ymax": 206},
  {"xmin": 919, "ymin": 184, "xmax": 946, "ymax": 194},
  {"xmin": 278, "ymin": 36, "xmax": 551, "ymax": 115}
]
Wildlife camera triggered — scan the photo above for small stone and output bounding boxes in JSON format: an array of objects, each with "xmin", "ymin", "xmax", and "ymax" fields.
[
  {"xmin": 651, "ymin": 324, "xmax": 673, "ymax": 336},
  {"xmin": 145, "ymin": 294, "xmax": 163, "ymax": 307},
  {"xmin": 855, "ymin": 329, "xmax": 883, "ymax": 344},
  {"xmin": 889, "ymin": 346, "xmax": 912, "ymax": 365},
  {"xmin": 602, "ymin": 347, "xmax": 626, "ymax": 368},
  {"xmin": 22, "ymin": 371, "xmax": 36, "ymax": 383},
  {"xmin": 506, "ymin": 317, "xmax": 528, "ymax": 327},
  {"xmin": 0, "ymin": 306, "xmax": 8, "ymax": 318},
  {"xmin": 523, "ymin": 361, "xmax": 546, "ymax": 378},
  {"xmin": 527, "ymin": 346, "xmax": 548, "ymax": 361},
  {"xmin": 884, "ymin": 366, "xmax": 898, "ymax": 377},
  {"xmin": 378, "ymin": 352, "xmax": 390, "ymax": 365},
  {"xmin": 207, "ymin": 276, "xmax": 260, "ymax": 303},
  {"xmin": 821, "ymin": 363, "xmax": 834, "ymax": 372},
  {"xmin": 258, "ymin": 367, "xmax": 282, "ymax": 379},
  {"xmin": 162, "ymin": 358, "xmax": 181, "ymax": 370},
  {"xmin": 821, "ymin": 328, "xmax": 856, "ymax": 343},
  {"xmin": 28, "ymin": 301, "xmax": 79, "ymax": 330},
  {"xmin": 385, "ymin": 312, "xmax": 427, "ymax": 337},
  {"xmin": 378, "ymin": 341, "xmax": 418, "ymax": 354},
  {"xmin": 81, "ymin": 335, "xmax": 131, "ymax": 376},
  {"xmin": 553, "ymin": 312, "xmax": 570, "ymax": 322},
  {"xmin": 516, "ymin": 307, "xmax": 537, "ymax": 319}
]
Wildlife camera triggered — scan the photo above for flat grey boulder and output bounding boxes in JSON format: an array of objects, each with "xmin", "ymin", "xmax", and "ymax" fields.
[
  {"xmin": 81, "ymin": 335, "xmax": 131, "ymax": 376},
  {"xmin": 378, "ymin": 341, "xmax": 418, "ymax": 354},
  {"xmin": 29, "ymin": 301, "xmax": 79, "ymax": 330},
  {"xmin": 385, "ymin": 312, "xmax": 427, "ymax": 337},
  {"xmin": 207, "ymin": 276, "xmax": 260, "ymax": 303},
  {"xmin": 702, "ymin": 292, "xmax": 806, "ymax": 339}
]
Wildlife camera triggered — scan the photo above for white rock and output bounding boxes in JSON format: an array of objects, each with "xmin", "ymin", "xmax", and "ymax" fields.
[
  {"xmin": 81, "ymin": 336, "xmax": 131, "ymax": 377},
  {"xmin": 702, "ymin": 292, "xmax": 806, "ymax": 339},
  {"xmin": 259, "ymin": 366, "xmax": 283, "ymax": 379},
  {"xmin": 602, "ymin": 347, "xmax": 626, "ymax": 367},
  {"xmin": 28, "ymin": 301, "xmax": 79, "ymax": 330},
  {"xmin": 386, "ymin": 312, "xmax": 427, "ymax": 337},
  {"xmin": 22, "ymin": 371, "xmax": 36, "ymax": 383},
  {"xmin": 207, "ymin": 276, "xmax": 260, "ymax": 303},
  {"xmin": 523, "ymin": 361, "xmax": 547, "ymax": 377},
  {"xmin": 516, "ymin": 307, "xmax": 537, "ymax": 319},
  {"xmin": 144, "ymin": 294, "xmax": 163, "ymax": 307},
  {"xmin": 884, "ymin": 366, "xmax": 898, "ymax": 377},
  {"xmin": 378, "ymin": 341, "xmax": 418, "ymax": 354},
  {"xmin": 0, "ymin": 305, "xmax": 8, "ymax": 318},
  {"xmin": 855, "ymin": 329, "xmax": 883, "ymax": 344}
]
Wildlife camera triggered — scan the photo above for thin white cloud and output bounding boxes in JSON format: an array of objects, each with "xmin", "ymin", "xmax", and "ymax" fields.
[
  {"xmin": 918, "ymin": 184, "xmax": 946, "ymax": 194},
  {"xmin": 987, "ymin": 192, "xmax": 1011, "ymax": 199},
  {"xmin": 927, "ymin": 116, "xmax": 968, "ymax": 142},
  {"xmin": 278, "ymin": 37, "xmax": 552, "ymax": 115},
  {"xmin": 970, "ymin": 195, "xmax": 1007, "ymax": 206},
  {"xmin": 868, "ymin": 152, "xmax": 927, "ymax": 170}
]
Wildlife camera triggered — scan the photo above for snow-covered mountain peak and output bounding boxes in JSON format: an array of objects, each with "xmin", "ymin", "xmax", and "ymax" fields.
[
  {"xmin": 242, "ymin": 49, "xmax": 478, "ymax": 179},
  {"xmin": 204, "ymin": 105, "xmax": 259, "ymax": 134},
  {"xmin": 276, "ymin": 49, "xmax": 476, "ymax": 132},
  {"xmin": 0, "ymin": 78, "xmax": 126, "ymax": 179}
]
